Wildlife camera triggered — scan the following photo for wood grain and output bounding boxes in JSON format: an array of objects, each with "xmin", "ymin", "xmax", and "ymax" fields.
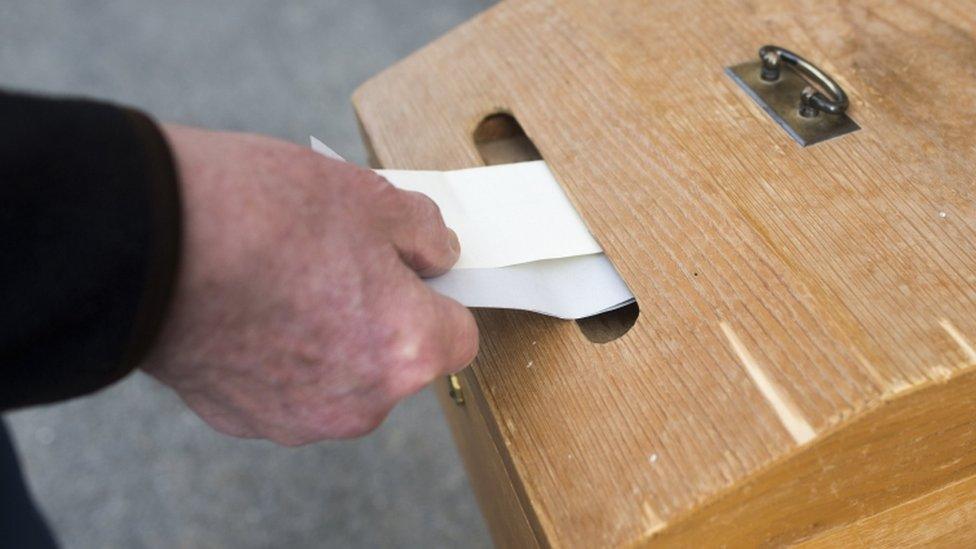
[
  {"xmin": 796, "ymin": 472, "xmax": 976, "ymax": 547},
  {"xmin": 353, "ymin": 1, "xmax": 976, "ymax": 546},
  {"xmin": 432, "ymin": 371, "xmax": 542, "ymax": 548}
]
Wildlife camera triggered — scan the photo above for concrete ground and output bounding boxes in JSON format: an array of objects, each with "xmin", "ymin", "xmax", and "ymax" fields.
[{"xmin": 0, "ymin": 1, "xmax": 495, "ymax": 547}]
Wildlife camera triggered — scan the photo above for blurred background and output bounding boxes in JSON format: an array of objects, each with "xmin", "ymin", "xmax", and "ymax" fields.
[{"xmin": 0, "ymin": 1, "xmax": 495, "ymax": 547}]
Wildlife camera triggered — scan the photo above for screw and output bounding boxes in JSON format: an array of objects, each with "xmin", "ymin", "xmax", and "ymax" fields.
[
  {"xmin": 447, "ymin": 374, "xmax": 464, "ymax": 406},
  {"xmin": 760, "ymin": 50, "xmax": 781, "ymax": 81},
  {"xmin": 799, "ymin": 87, "xmax": 820, "ymax": 118}
]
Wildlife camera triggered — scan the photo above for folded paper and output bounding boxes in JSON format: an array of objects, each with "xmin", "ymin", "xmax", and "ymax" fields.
[
  {"xmin": 378, "ymin": 162, "xmax": 601, "ymax": 269},
  {"xmin": 311, "ymin": 137, "xmax": 635, "ymax": 319},
  {"xmin": 427, "ymin": 253, "xmax": 635, "ymax": 320}
]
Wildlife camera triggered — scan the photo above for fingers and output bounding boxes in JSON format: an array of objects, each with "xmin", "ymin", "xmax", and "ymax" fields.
[
  {"xmin": 348, "ymin": 169, "xmax": 459, "ymax": 277},
  {"xmin": 428, "ymin": 290, "xmax": 480, "ymax": 372},
  {"xmin": 381, "ymin": 271, "xmax": 480, "ymax": 393},
  {"xmin": 387, "ymin": 189, "xmax": 461, "ymax": 278}
]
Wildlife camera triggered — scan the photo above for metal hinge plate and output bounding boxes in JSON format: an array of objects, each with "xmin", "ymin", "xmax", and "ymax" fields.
[{"xmin": 726, "ymin": 48, "xmax": 860, "ymax": 147}]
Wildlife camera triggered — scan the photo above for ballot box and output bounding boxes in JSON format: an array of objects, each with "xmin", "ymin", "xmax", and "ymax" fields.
[{"xmin": 353, "ymin": 1, "xmax": 976, "ymax": 546}]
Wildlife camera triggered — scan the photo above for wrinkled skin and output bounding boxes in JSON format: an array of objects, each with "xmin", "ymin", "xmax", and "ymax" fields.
[{"xmin": 141, "ymin": 125, "xmax": 479, "ymax": 445}]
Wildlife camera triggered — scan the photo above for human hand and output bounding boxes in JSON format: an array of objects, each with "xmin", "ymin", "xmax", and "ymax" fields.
[{"xmin": 141, "ymin": 125, "xmax": 479, "ymax": 445}]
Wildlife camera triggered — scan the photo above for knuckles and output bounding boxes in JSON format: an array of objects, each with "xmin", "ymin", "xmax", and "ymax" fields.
[
  {"xmin": 254, "ymin": 308, "xmax": 447, "ymax": 445},
  {"xmin": 378, "ymin": 337, "xmax": 443, "ymax": 400},
  {"xmin": 354, "ymin": 309, "xmax": 447, "ymax": 403},
  {"xmin": 402, "ymin": 190, "xmax": 444, "ymax": 225},
  {"xmin": 351, "ymin": 169, "xmax": 402, "ymax": 205}
]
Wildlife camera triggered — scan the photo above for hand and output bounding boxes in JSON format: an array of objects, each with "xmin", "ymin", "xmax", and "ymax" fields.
[{"xmin": 141, "ymin": 125, "xmax": 479, "ymax": 445}]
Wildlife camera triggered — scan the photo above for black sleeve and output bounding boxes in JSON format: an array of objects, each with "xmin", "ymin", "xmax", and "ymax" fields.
[{"xmin": 0, "ymin": 91, "xmax": 182, "ymax": 410}]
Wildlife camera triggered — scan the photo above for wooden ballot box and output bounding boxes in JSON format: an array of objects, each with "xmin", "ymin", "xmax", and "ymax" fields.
[{"xmin": 353, "ymin": 1, "xmax": 976, "ymax": 546}]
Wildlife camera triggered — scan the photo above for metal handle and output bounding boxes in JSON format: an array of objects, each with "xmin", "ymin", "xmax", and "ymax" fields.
[{"xmin": 758, "ymin": 45, "xmax": 849, "ymax": 117}]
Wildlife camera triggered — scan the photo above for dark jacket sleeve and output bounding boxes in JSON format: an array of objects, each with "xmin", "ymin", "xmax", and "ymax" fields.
[{"xmin": 0, "ymin": 91, "xmax": 181, "ymax": 410}]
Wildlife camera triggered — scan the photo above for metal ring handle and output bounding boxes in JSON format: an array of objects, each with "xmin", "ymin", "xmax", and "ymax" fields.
[{"xmin": 758, "ymin": 45, "xmax": 849, "ymax": 116}]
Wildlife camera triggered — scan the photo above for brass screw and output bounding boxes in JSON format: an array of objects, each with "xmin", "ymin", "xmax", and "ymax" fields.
[{"xmin": 447, "ymin": 374, "xmax": 465, "ymax": 406}]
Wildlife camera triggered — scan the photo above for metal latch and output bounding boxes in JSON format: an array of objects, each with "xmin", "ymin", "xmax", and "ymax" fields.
[{"xmin": 726, "ymin": 45, "xmax": 859, "ymax": 146}]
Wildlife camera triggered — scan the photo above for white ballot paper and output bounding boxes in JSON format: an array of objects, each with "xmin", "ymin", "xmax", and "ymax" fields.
[
  {"xmin": 311, "ymin": 137, "xmax": 635, "ymax": 319},
  {"xmin": 426, "ymin": 254, "xmax": 634, "ymax": 319},
  {"xmin": 376, "ymin": 162, "xmax": 601, "ymax": 269}
]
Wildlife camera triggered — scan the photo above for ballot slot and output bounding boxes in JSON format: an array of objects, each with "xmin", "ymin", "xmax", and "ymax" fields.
[
  {"xmin": 473, "ymin": 113, "xmax": 639, "ymax": 343},
  {"xmin": 474, "ymin": 112, "xmax": 542, "ymax": 164}
]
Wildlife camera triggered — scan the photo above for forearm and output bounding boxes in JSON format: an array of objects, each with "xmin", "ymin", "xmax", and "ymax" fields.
[{"xmin": 0, "ymin": 90, "xmax": 181, "ymax": 410}]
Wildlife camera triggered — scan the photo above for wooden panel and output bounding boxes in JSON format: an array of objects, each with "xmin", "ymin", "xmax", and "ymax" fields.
[
  {"xmin": 433, "ymin": 370, "xmax": 542, "ymax": 549},
  {"xmin": 651, "ymin": 367, "xmax": 976, "ymax": 546},
  {"xmin": 796, "ymin": 472, "xmax": 976, "ymax": 548},
  {"xmin": 354, "ymin": 1, "xmax": 976, "ymax": 546}
]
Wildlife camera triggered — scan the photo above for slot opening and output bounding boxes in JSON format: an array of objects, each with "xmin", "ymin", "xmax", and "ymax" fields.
[
  {"xmin": 473, "ymin": 113, "xmax": 639, "ymax": 343},
  {"xmin": 474, "ymin": 112, "xmax": 542, "ymax": 165}
]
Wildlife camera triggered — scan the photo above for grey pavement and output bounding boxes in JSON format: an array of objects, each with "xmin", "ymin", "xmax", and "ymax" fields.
[{"xmin": 0, "ymin": 1, "xmax": 495, "ymax": 547}]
